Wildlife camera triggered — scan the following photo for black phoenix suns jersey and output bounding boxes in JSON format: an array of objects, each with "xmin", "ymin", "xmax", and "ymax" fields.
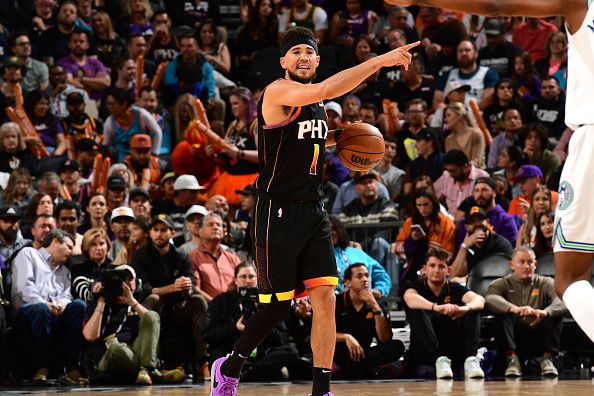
[{"xmin": 255, "ymin": 94, "xmax": 328, "ymax": 202}]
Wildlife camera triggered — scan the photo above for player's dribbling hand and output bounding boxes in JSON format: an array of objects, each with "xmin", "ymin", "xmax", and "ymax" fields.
[{"xmin": 383, "ymin": 41, "xmax": 420, "ymax": 71}]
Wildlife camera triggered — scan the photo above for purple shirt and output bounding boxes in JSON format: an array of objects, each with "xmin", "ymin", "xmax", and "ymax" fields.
[
  {"xmin": 456, "ymin": 204, "xmax": 519, "ymax": 248},
  {"xmin": 57, "ymin": 55, "xmax": 108, "ymax": 101}
]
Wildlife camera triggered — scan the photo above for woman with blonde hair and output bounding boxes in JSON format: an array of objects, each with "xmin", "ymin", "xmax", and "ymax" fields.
[
  {"xmin": 91, "ymin": 11, "xmax": 126, "ymax": 70},
  {"xmin": 444, "ymin": 102, "xmax": 486, "ymax": 168},
  {"xmin": 172, "ymin": 93, "xmax": 199, "ymax": 144},
  {"xmin": 0, "ymin": 122, "xmax": 39, "ymax": 176},
  {"xmin": 0, "ymin": 168, "xmax": 35, "ymax": 211},
  {"xmin": 71, "ymin": 228, "xmax": 113, "ymax": 303},
  {"xmin": 116, "ymin": 0, "xmax": 154, "ymax": 38}
]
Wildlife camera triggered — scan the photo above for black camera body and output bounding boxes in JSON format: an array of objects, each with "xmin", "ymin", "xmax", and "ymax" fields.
[
  {"xmin": 98, "ymin": 269, "xmax": 130, "ymax": 300},
  {"xmin": 238, "ymin": 287, "xmax": 259, "ymax": 320}
]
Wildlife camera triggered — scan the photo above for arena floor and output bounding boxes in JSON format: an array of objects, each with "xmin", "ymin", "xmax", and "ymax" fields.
[{"xmin": 3, "ymin": 379, "xmax": 594, "ymax": 396}]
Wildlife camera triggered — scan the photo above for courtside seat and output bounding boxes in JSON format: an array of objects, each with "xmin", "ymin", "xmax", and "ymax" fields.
[
  {"xmin": 467, "ymin": 254, "xmax": 511, "ymax": 297},
  {"xmin": 536, "ymin": 252, "xmax": 555, "ymax": 278}
]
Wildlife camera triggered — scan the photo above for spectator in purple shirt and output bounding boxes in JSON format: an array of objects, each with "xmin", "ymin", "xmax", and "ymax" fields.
[
  {"xmin": 456, "ymin": 177, "xmax": 518, "ymax": 248},
  {"xmin": 57, "ymin": 29, "xmax": 111, "ymax": 101}
]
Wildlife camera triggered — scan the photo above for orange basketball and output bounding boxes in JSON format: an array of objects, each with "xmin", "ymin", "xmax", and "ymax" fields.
[{"xmin": 336, "ymin": 122, "xmax": 385, "ymax": 171}]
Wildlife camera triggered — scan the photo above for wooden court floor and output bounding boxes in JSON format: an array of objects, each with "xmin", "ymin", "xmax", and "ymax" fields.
[{"xmin": 5, "ymin": 379, "xmax": 594, "ymax": 396}]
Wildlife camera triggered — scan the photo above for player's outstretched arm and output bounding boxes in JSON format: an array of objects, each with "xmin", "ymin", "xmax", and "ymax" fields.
[
  {"xmin": 266, "ymin": 41, "xmax": 420, "ymax": 108},
  {"xmin": 384, "ymin": 0, "xmax": 569, "ymax": 19}
]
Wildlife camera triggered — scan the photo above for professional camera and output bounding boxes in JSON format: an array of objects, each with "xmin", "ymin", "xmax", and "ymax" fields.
[
  {"xmin": 98, "ymin": 269, "xmax": 132, "ymax": 300},
  {"xmin": 238, "ymin": 287, "xmax": 259, "ymax": 320}
]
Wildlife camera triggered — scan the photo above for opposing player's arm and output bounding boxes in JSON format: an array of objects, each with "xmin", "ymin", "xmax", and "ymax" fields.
[
  {"xmin": 384, "ymin": 0, "xmax": 581, "ymax": 32},
  {"xmin": 266, "ymin": 42, "xmax": 420, "ymax": 109}
]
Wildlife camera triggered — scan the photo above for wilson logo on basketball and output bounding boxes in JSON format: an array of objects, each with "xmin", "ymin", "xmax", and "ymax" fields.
[{"xmin": 350, "ymin": 154, "xmax": 380, "ymax": 166}]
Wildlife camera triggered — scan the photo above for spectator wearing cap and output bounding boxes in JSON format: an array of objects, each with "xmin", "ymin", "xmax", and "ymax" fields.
[
  {"xmin": 114, "ymin": 216, "xmax": 151, "ymax": 266},
  {"xmin": 179, "ymin": 205, "xmax": 209, "ymax": 256},
  {"xmin": 124, "ymin": 134, "xmax": 167, "ymax": 191},
  {"xmin": 190, "ymin": 212, "xmax": 241, "ymax": 301},
  {"xmin": 74, "ymin": 138, "xmax": 99, "ymax": 180},
  {"xmin": 108, "ymin": 206, "xmax": 135, "ymax": 262},
  {"xmin": 374, "ymin": 135, "xmax": 405, "ymax": 203},
  {"xmin": 8, "ymin": 32, "xmax": 49, "ymax": 93},
  {"xmin": 0, "ymin": 206, "xmax": 30, "ymax": 262},
  {"xmin": 523, "ymin": 123, "xmax": 561, "ymax": 182},
  {"xmin": 508, "ymin": 165, "xmax": 558, "ymax": 219},
  {"xmin": 108, "ymin": 162, "xmax": 135, "ymax": 192},
  {"xmin": 478, "ymin": 19, "xmax": 523, "ymax": 79},
  {"xmin": 0, "ymin": 122, "xmax": 39, "ymax": 177},
  {"xmin": 59, "ymin": 159, "xmax": 91, "ymax": 209},
  {"xmin": 102, "ymin": 87, "xmax": 163, "ymax": 161},
  {"xmin": 153, "ymin": 171, "xmax": 176, "ymax": 202},
  {"xmin": 402, "ymin": 128, "xmax": 444, "ymax": 196},
  {"xmin": 331, "ymin": 172, "xmax": 390, "ymax": 216},
  {"xmin": 456, "ymin": 177, "xmax": 519, "ymax": 247},
  {"xmin": 153, "ymin": 174, "xmax": 205, "ymax": 235},
  {"xmin": 106, "ymin": 175, "xmax": 127, "ymax": 213},
  {"xmin": 0, "ymin": 56, "xmax": 26, "ymax": 107},
  {"xmin": 60, "ymin": 91, "xmax": 103, "ymax": 141},
  {"xmin": 450, "ymin": 206, "xmax": 513, "ymax": 278},
  {"xmin": 128, "ymin": 187, "xmax": 152, "ymax": 219},
  {"xmin": 56, "ymin": 200, "xmax": 84, "ymax": 255},
  {"xmin": 234, "ymin": 184, "xmax": 255, "ymax": 223},
  {"xmin": 487, "ymin": 107, "xmax": 524, "ymax": 169},
  {"xmin": 132, "ymin": 214, "xmax": 210, "ymax": 380},
  {"xmin": 485, "ymin": 246, "xmax": 565, "ymax": 378},
  {"xmin": 393, "ymin": 99, "xmax": 433, "ymax": 171},
  {"xmin": 11, "ymin": 229, "xmax": 86, "ymax": 384},
  {"xmin": 48, "ymin": 64, "xmax": 90, "ymax": 120},
  {"xmin": 82, "ymin": 263, "xmax": 163, "ymax": 385},
  {"xmin": 434, "ymin": 150, "xmax": 489, "ymax": 215},
  {"xmin": 429, "ymin": 81, "xmax": 477, "ymax": 133}
]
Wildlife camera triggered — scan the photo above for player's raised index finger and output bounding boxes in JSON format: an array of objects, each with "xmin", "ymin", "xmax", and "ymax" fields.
[{"xmin": 401, "ymin": 41, "xmax": 421, "ymax": 51}]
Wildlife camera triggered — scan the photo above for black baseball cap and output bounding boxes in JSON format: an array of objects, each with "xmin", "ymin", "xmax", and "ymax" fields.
[
  {"xmin": 413, "ymin": 128, "xmax": 438, "ymax": 141},
  {"xmin": 66, "ymin": 91, "xmax": 85, "ymax": 105},
  {"xmin": 354, "ymin": 171, "xmax": 377, "ymax": 184},
  {"xmin": 129, "ymin": 187, "xmax": 150, "ymax": 200},
  {"xmin": 465, "ymin": 206, "xmax": 488, "ymax": 221},
  {"xmin": 60, "ymin": 159, "xmax": 80, "ymax": 173},
  {"xmin": 107, "ymin": 175, "xmax": 126, "ymax": 190},
  {"xmin": 0, "ymin": 206, "xmax": 20, "ymax": 220},
  {"xmin": 75, "ymin": 138, "xmax": 99, "ymax": 152},
  {"xmin": 475, "ymin": 177, "xmax": 497, "ymax": 192},
  {"xmin": 150, "ymin": 213, "xmax": 174, "ymax": 229},
  {"xmin": 235, "ymin": 184, "xmax": 256, "ymax": 195}
]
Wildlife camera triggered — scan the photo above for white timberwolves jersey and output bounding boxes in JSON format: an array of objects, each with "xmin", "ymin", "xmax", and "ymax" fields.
[{"xmin": 565, "ymin": 4, "xmax": 594, "ymax": 129}]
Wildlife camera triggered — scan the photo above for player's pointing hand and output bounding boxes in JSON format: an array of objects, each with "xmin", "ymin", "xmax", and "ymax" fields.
[{"xmin": 382, "ymin": 41, "xmax": 420, "ymax": 71}]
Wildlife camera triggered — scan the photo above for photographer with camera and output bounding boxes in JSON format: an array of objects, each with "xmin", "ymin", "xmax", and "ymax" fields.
[
  {"xmin": 203, "ymin": 262, "xmax": 297, "ymax": 380},
  {"xmin": 71, "ymin": 228, "xmax": 113, "ymax": 303},
  {"xmin": 82, "ymin": 265, "xmax": 161, "ymax": 385}
]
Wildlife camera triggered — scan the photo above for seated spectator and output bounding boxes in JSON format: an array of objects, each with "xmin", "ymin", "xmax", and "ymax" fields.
[
  {"xmin": 37, "ymin": 171, "xmax": 62, "ymax": 203},
  {"xmin": 341, "ymin": 94, "xmax": 361, "ymax": 125},
  {"xmin": 535, "ymin": 31, "xmax": 567, "ymax": 80},
  {"xmin": 478, "ymin": 19, "xmax": 523, "ymax": 79},
  {"xmin": 236, "ymin": 0, "xmax": 279, "ymax": 65},
  {"xmin": 444, "ymin": 102, "xmax": 486, "ymax": 168},
  {"xmin": 197, "ymin": 19, "xmax": 235, "ymax": 90},
  {"xmin": 24, "ymin": 90, "xmax": 67, "ymax": 157},
  {"xmin": 378, "ymin": 7, "xmax": 419, "ymax": 45},
  {"xmin": 402, "ymin": 128, "xmax": 444, "ymax": 196},
  {"xmin": 125, "ymin": 33, "xmax": 157, "ymax": 81},
  {"xmin": 111, "ymin": 56, "xmax": 136, "ymax": 94},
  {"xmin": 348, "ymin": 36, "xmax": 376, "ymax": 69},
  {"xmin": 102, "ymin": 87, "xmax": 163, "ymax": 161},
  {"xmin": 168, "ymin": 0, "xmax": 220, "ymax": 29},
  {"xmin": 331, "ymin": 172, "xmax": 389, "ymax": 215},
  {"xmin": 485, "ymin": 247, "xmax": 565, "ymax": 377},
  {"xmin": 434, "ymin": 149, "xmax": 489, "ymax": 215},
  {"xmin": 487, "ymin": 107, "xmax": 523, "ymax": 169},
  {"xmin": 78, "ymin": 193, "xmax": 110, "ymax": 236},
  {"xmin": 494, "ymin": 145, "xmax": 526, "ymax": 199},
  {"xmin": 71, "ymin": 228, "xmax": 113, "ymax": 302},
  {"xmin": 0, "ymin": 206, "xmax": 29, "ymax": 263},
  {"xmin": 56, "ymin": 199, "xmax": 83, "ymax": 255},
  {"xmin": 124, "ymin": 134, "xmax": 167, "ymax": 192},
  {"xmin": 393, "ymin": 99, "xmax": 431, "ymax": 171},
  {"xmin": 82, "ymin": 264, "xmax": 162, "ymax": 385},
  {"xmin": 280, "ymin": 0, "xmax": 329, "ymax": 45},
  {"xmin": 108, "ymin": 163, "xmax": 135, "ymax": 192},
  {"xmin": 0, "ymin": 56, "xmax": 25, "ymax": 108},
  {"xmin": 533, "ymin": 212, "xmax": 555, "ymax": 258},
  {"xmin": 389, "ymin": 55, "xmax": 435, "ymax": 118},
  {"xmin": 11, "ymin": 229, "xmax": 86, "ymax": 384},
  {"xmin": 59, "ymin": 160, "xmax": 89, "ymax": 208},
  {"xmin": 190, "ymin": 212, "xmax": 241, "ymax": 302},
  {"xmin": 374, "ymin": 136, "xmax": 405, "ymax": 202},
  {"xmin": 145, "ymin": 11, "xmax": 179, "ymax": 64},
  {"xmin": 403, "ymin": 248, "xmax": 485, "ymax": 379},
  {"xmin": 179, "ymin": 205, "xmax": 208, "ymax": 255},
  {"xmin": 394, "ymin": 187, "xmax": 456, "ymax": 287},
  {"xmin": 334, "ymin": 263, "xmax": 404, "ymax": 379},
  {"xmin": 153, "ymin": 174, "xmax": 204, "ymax": 234},
  {"xmin": 450, "ymin": 206, "xmax": 513, "ymax": 278},
  {"xmin": 132, "ymin": 214, "xmax": 210, "ymax": 380},
  {"xmin": 136, "ymin": 86, "xmax": 172, "ymax": 155},
  {"xmin": 91, "ymin": 11, "xmax": 126, "ymax": 71},
  {"xmin": 128, "ymin": 187, "xmax": 152, "ymax": 219},
  {"xmin": 511, "ymin": 52, "xmax": 541, "ymax": 104},
  {"xmin": 48, "ymin": 64, "xmax": 90, "ymax": 120},
  {"xmin": 531, "ymin": 76, "xmax": 566, "ymax": 141},
  {"xmin": 482, "ymin": 78, "xmax": 524, "ymax": 137},
  {"xmin": 0, "ymin": 120, "xmax": 39, "ymax": 177},
  {"xmin": 60, "ymin": 91, "xmax": 103, "ymax": 143},
  {"xmin": 114, "ymin": 216, "xmax": 151, "ymax": 265},
  {"xmin": 36, "ymin": 1, "xmax": 81, "ymax": 64},
  {"xmin": 516, "ymin": 186, "xmax": 553, "ymax": 248},
  {"xmin": 108, "ymin": 206, "xmax": 134, "ymax": 262},
  {"xmin": 75, "ymin": 138, "xmax": 99, "ymax": 180},
  {"xmin": 456, "ymin": 177, "xmax": 518, "ymax": 245},
  {"xmin": 0, "ymin": 168, "xmax": 34, "ymax": 211},
  {"xmin": 429, "ymin": 80, "xmax": 473, "ymax": 134},
  {"xmin": 9, "ymin": 32, "xmax": 49, "ymax": 93},
  {"xmin": 115, "ymin": 0, "xmax": 155, "ymax": 38},
  {"xmin": 330, "ymin": 0, "xmax": 378, "ymax": 46},
  {"xmin": 105, "ymin": 175, "xmax": 128, "ymax": 213},
  {"xmin": 523, "ymin": 123, "xmax": 561, "ymax": 182},
  {"xmin": 209, "ymin": 87, "xmax": 259, "ymax": 206},
  {"xmin": 329, "ymin": 216, "xmax": 391, "ymax": 299},
  {"xmin": 512, "ymin": 18, "xmax": 557, "ymax": 63},
  {"xmin": 508, "ymin": 165, "xmax": 558, "ymax": 219},
  {"xmin": 57, "ymin": 29, "xmax": 110, "ymax": 102}
]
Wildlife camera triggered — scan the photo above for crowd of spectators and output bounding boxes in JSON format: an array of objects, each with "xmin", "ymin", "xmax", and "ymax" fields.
[{"xmin": 0, "ymin": 0, "xmax": 576, "ymax": 386}]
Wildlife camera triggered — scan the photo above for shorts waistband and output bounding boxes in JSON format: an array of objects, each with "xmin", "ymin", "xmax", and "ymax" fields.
[{"xmin": 255, "ymin": 189, "xmax": 320, "ymax": 205}]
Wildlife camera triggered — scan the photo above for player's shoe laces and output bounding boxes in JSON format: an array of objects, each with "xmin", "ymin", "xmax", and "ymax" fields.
[{"xmin": 210, "ymin": 356, "xmax": 239, "ymax": 396}]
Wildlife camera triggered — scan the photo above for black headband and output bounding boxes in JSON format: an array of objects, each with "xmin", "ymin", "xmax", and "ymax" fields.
[{"xmin": 280, "ymin": 36, "xmax": 318, "ymax": 57}]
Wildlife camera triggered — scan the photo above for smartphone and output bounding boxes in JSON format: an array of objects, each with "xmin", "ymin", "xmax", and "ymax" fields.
[{"xmin": 411, "ymin": 224, "xmax": 426, "ymax": 237}]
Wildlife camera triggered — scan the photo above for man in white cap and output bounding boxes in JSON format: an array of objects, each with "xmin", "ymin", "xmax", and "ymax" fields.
[
  {"xmin": 324, "ymin": 101, "xmax": 342, "ymax": 130},
  {"xmin": 108, "ymin": 207, "xmax": 135, "ymax": 262},
  {"xmin": 154, "ymin": 174, "xmax": 205, "ymax": 234},
  {"xmin": 179, "ymin": 205, "xmax": 209, "ymax": 256}
]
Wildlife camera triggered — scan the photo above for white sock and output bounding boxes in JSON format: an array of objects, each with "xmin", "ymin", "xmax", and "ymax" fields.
[{"xmin": 563, "ymin": 280, "xmax": 594, "ymax": 343}]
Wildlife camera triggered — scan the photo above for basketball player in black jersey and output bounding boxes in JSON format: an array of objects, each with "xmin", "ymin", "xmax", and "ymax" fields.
[{"xmin": 210, "ymin": 27, "xmax": 419, "ymax": 396}]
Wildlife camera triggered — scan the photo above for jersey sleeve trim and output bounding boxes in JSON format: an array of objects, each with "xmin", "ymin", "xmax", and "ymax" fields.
[{"xmin": 263, "ymin": 106, "xmax": 302, "ymax": 130}]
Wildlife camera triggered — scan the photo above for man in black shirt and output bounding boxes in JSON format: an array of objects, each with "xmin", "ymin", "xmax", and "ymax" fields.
[
  {"xmin": 531, "ymin": 76, "xmax": 566, "ymax": 140},
  {"xmin": 403, "ymin": 127, "xmax": 444, "ymax": 195},
  {"xmin": 132, "ymin": 214, "xmax": 209, "ymax": 381},
  {"xmin": 335, "ymin": 263, "xmax": 404, "ymax": 379},
  {"xmin": 478, "ymin": 19, "xmax": 523, "ymax": 79},
  {"xmin": 403, "ymin": 248, "xmax": 485, "ymax": 378}
]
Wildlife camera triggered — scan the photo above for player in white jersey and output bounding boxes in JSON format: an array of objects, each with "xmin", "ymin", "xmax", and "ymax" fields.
[{"xmin": 385, "ymin": 0, "xmax": 594, "ymax": 344}]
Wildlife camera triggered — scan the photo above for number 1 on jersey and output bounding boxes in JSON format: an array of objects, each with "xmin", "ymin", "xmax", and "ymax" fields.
[{"xmin": 309, "ymin": 144, "xmax": 320, "ymax": 175}]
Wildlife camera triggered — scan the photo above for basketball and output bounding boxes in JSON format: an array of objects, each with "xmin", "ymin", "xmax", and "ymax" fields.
[{"xmin": 336, "ymin": 122, "xmax": 385, "ymax": 171}]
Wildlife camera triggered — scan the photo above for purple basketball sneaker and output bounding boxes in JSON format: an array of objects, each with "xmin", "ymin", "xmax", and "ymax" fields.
[
  {"xmin": 307, "ymin": 393, "xmax": 335, "ymax": 396},
  {"xmin": 210, "ymin": 356, "xmax": 239, "ymax": 396}
]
